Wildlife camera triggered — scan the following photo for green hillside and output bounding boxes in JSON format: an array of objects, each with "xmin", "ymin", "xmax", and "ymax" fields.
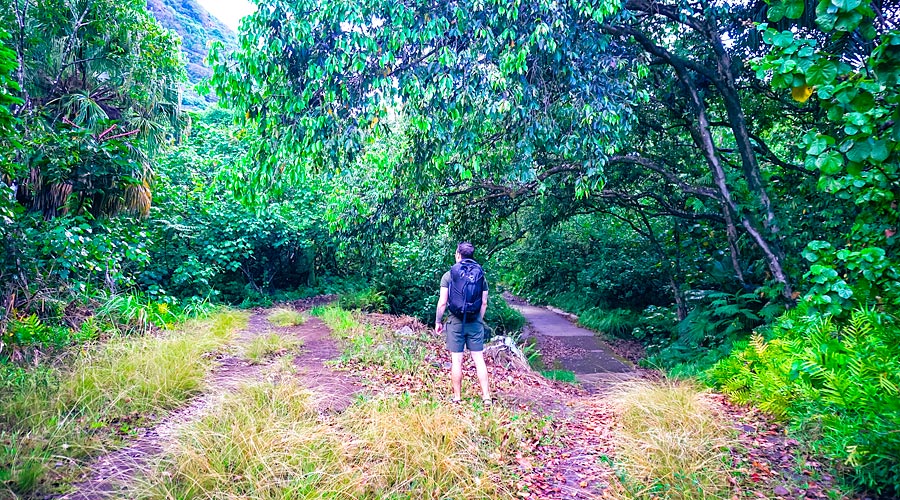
[{"xmin": 146, "ymin": 0, "xmax": 236, "ymax": 107}]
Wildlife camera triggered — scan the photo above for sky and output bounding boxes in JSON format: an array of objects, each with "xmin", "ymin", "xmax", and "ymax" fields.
[{"xmin": 195, "ymin": 0, "xmax": 257, "ymax": 31}]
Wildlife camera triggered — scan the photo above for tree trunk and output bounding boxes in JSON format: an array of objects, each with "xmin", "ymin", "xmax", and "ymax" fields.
[{"xmin": 722, "ymin": 202, "xmax": 747, "ymax": 285}]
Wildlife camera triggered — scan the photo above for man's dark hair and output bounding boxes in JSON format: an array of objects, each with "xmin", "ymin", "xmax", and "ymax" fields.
[{"xmin": 457, "ymin": 242, "xmax": 475, "ymax": 259}]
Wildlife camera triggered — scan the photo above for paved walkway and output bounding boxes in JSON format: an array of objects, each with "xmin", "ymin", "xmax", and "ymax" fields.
[{"xmin": 508, "ymin": 301, "xmax": 635, "ymax": 391}]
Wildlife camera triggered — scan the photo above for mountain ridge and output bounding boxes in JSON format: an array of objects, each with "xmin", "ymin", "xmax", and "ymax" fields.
[{"xmin": 146, "ymin": 0, "xmax": 237, "ymax": 107}]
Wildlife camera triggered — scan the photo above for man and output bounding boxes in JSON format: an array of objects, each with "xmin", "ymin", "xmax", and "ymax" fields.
[{"xmin": 434, "ymin": 242, "xmax": 492, "ymax": 405}]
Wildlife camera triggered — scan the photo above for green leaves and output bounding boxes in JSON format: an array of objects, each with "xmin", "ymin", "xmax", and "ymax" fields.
[
  {"xmin": 209, "ymin": 0, "xmax": 638, "ymax": 200},
  {"xmin": 805, "ymin": 60, "xmax": 838, "ymax": 86},
  {"xmin": 815, "ymin": 151, "xmax": 844, "ymax": 175}
]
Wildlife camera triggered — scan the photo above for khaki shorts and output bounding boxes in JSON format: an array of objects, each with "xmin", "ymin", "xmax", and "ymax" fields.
[{"xmin": 444, "ymin": 316, "xmax": 485, "ymax": 353}]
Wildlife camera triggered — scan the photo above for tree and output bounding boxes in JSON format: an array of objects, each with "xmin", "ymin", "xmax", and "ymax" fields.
[
  {"xmin": 209, "ymin": 0, "xmax": 642, "ymax": 195},
  {"xmin": 1, "ymin": 0, "xmax": 186, "ymax": 217},
  {"xmin": 756, "ymin": 0, "xmax": 900, "ymax": 313}
]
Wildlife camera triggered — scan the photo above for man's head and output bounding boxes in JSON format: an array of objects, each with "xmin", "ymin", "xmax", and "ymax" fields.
[{"xmin": 456, "ymin": 242, "xmax": 475, "ymax": 262}]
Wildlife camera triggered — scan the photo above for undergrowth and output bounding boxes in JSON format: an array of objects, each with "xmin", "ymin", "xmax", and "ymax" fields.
[
  {"xmin": 0, "ymin": 310, "xmax": 248, "ymax": 496},
  {"xmin": 707, "ymin": 307, "xmax": 900, "ymax": 495}
]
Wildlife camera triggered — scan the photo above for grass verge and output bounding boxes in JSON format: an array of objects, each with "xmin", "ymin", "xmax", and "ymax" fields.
[
  {"xmin": 314, "ymin": 305, "xmax": 425, "ymax": 373},
  {"xmin": 0, "ymin": 309, "xmax": 248, "ymax": 497},
  {"xmin": 243, "ymin": 332, "xmax": 303, "ymax": 365},
  {"xmin": 267, "ymin": 307, "xmax": 306, "ymax": 327},
  {"xmin": 606, "ymin": 379, "xmax": 736, "ymax": 499},
  {"xmin": 540, "ymin": 369, "xmax": 578, "ymax": 383},
  {"xmin": 132, "ymin": 381, "xmax": 542, "ymax": 499}
]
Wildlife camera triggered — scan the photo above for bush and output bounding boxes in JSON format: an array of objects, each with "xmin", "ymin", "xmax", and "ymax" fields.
[
  {"xmin": 484, "ymin": 296, "xmax": 526, "ymax": 339},
  {"xmin": 707, "ymin": 307, "xmax": 900, "ymax": 495},
  {"xmin": 339, "ymin": 288, "xmax": 388, "ymax": 312},
  {"xmin": 579, "ymin": 308, "xmax": 641, "ymax": 337}
]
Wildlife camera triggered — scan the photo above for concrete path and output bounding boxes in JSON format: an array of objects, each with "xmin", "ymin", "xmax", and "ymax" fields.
[{"xmin": 509, "ymin": 301, "xmax": 634, "ymax": 391}]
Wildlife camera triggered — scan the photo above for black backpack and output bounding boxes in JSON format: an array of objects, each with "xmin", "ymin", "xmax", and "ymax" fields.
[{"xmin": 447, "ymin": 259, "xmax": 485, "ymax": 322}]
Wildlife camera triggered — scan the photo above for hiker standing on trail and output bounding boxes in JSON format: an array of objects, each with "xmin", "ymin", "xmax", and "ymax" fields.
[{"xmin": 434, "ymin": 242, "xmax": 492, "ymax": 405}]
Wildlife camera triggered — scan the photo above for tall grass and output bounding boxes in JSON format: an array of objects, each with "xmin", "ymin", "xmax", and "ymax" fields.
[
  {"xmin": 0, "ymin": 310, "xmax": 248, "ymax": 496},
  {"xmin": 607, "ymin": 379, "xmax": 735, "ymax": 500},
  {"xmin": 243, "ymin": 332, "xmax": 303, "ymax": 364},
  {"xmin": 315, "ymin": 305, "xmax": 425, "ymax": 373},
  {"xmin": 266, "ymin": 307, "xmax": 306, "ymax": 327},
  {"xmin": 133, "ymin": 382, "xmax": 527, "ymax": 499},
  {"xmin": 133, "ymin": 381, "xmax": 352, "ymax": 499}
]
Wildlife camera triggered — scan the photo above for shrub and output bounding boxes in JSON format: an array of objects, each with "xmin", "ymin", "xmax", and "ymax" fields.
[{"xmin": 339, "ymin": 288, "xmax": 388, "ymax": 312}]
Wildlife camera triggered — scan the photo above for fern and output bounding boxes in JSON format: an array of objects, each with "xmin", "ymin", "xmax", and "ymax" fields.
[{"xmin": 709, "ymin": 306, "xmax": 900, "ymax": 494}]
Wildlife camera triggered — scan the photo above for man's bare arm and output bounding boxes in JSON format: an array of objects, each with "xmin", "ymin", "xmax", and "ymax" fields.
[
  {"xmin": 435, "ymin": 287, "xmax": 449, "ymax": 333},
  {"xmin": 479, "ymin": 290, "xmax": 488, "ymax": 321}
]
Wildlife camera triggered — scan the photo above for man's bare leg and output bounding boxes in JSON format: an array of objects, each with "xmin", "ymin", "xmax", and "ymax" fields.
[
  {"xmin": 471, "ymin": 351, "xmax": 491, "ymax": 400},
  {"xmin": 451, "ymin": 352, "xmax": 464, "ymax": 400}
]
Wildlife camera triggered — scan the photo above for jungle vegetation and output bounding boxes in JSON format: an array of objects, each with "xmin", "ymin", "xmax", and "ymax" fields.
[{"xmin": 1, "ymin": 0, "xmax": 898, "ymax": 496}]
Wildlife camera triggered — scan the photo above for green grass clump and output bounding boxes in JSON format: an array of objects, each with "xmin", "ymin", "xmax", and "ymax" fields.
[
  {"xmin": 607, "ymin": 379, "xmax": 735, "ymax": 500},
  {"xmin": 266, "ymin": 307, "xmax": 306, "ymax": 327},
  {"xmin": 0, "ymin": 309, "xmax": 248, "ymax": 496},
  {"xmin": 579, "ymin": 308, "xmax": 641, "ymax": 337},
  {"xmin": 540, "ymin": 369, "xmax": 578, "ymax": 383},
  {"xmin": 316, "ymin": 305, "xmax": 425, "ymax": 374},
  {"xmin": 243, "ymin": 333, "xmax": 303, "ymax": 365},
  {"xmin": 133, "ymin": 383, "xmax": 536, "ymax": 499}
]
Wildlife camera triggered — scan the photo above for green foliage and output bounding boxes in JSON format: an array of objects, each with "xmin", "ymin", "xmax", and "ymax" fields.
[
  {"xmin": 0, "ymin": 27, "xmax": 22, "ymax": 174},
  {"xmin": 141, "ymin": 109, "xmax": 328, "ymax": 304},
  {"xmin": 339, "ymin": 288, "xmax": 388, "ymax": 313},
  {"xmin": 579, "ymin": 308, "xmax": 642, "ymax": 338},
  {"xmin": 1, "ymin": 213, "xmax": 150, "ymax": 306},
  {"xmin": 641, "ymin": 291, "xmax": 782, "ymax": 374},
  {"xmin": 756, "ymin": 0, "xmax": 900, "ymax": 314},
  {"xmin": 3, "ymin": 0, "xmax": 186, "ymax": 216},
  {"xmin": 209, "ymin": 0, "xmax": 641, "ymax": 201},
  {"xmin": 708, "ymin": 308, "xmax": 900, "ymax": 495},
  {"xmin": 540, "ymin": 369, "xmax": 578, "ymax": 383}
]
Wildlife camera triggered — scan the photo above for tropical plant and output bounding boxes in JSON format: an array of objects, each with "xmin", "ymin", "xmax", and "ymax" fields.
[{"xmin": 708, "ymin": 307, "xmax": 900, "ymax": 494}]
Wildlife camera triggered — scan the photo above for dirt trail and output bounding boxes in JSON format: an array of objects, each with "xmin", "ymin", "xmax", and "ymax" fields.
[{"xmin": 58, "ymin": 310, "xmax": 360, "ymax": 500}]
